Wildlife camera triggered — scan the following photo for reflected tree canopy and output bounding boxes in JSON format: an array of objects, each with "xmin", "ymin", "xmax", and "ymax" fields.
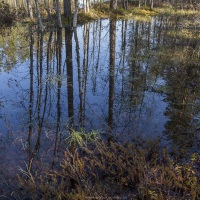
[{"xmin": 0, "ymin": 16, "xmax": 199, "ymax": 174}]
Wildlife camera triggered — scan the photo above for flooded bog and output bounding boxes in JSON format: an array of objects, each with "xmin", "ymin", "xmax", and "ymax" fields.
[{"xmin": 0, "ymin": 16, "xmax": 200, "ymax": 190}]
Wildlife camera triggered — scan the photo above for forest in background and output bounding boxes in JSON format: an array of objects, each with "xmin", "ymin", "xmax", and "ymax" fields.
[{"xmin": 1, "ymin": 0, "xmax": 199, "ymax": 30}]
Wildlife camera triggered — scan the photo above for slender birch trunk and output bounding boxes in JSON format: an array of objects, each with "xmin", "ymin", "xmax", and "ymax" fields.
[
  {"xmin": 73, "ymin": 0, "xmax": 78, "ymax": 27},
  {"xmin": 35, "ymin": 0, "xmax": 44, "ymax": 31},
  {"xmin": 26, "ymin": 0, "xmax": 33, "ymax": 19}
]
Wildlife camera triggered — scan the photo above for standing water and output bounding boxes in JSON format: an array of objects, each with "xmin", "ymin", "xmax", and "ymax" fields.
[{"xmin": 0, "ymin": 16, "xmax": 199, "ymax": 191}]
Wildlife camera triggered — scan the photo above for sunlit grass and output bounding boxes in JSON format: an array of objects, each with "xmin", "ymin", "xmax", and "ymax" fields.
[
  {"xmin": 2, "ymin": 0, "xmax": 199, "ymax": 27},
  {"xmin": 77, "ymin": 9, "xmax": 109, "ymax": 24},
  {"xmin": 65, "ymin": 129, "xmax": 99, "ymax": 147},
  {"xmin": 78, "ymin": 4, "xmax": 199, "ymax": 23},
  {"xmin": 167, "ymin": 29, "xmax": 200, "ymax": 40},
  {"xmin": 154, "ymin": 7, "xmax": 200, "ymax": 16},
  {"xmin": 132, "ymin": 7, "xmax": 158, "ymax": 16},
  {"xmin": 132, "ymin": 14, "xmax": 152, "ymax": 22}
]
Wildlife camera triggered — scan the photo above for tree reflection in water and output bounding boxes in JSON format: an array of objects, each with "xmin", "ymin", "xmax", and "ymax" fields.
[{"xmin": 0, "ymin": 16, "xmax": 199, "ymax": 179}]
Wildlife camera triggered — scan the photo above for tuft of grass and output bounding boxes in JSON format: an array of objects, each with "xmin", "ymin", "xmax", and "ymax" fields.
[
  {"xmin": 154, "ymin": 7, "xmax": 200, "ymax": 16},
  {"xmin": 77, "ymin": 9, "xmax": 109, "ymax": 24},
  {"xmin": 77, "ymin": 4, "xmax": 199, "ymax": 24},
  {"xmin": 65, "ymin": 129, "xmax": 99, "ymax": 147},
  {"xmin": 132, "ymin": 7, "xmax": 158, "ymax": 16},
  {"xmin": 132, "ymin": 14, "xmax": 152, "ymax": 22}
]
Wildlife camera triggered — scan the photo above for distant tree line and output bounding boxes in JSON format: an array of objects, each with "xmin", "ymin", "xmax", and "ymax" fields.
[{"xmin": 1, "ymin": 0, "xmax": 199, "ymax": 30}]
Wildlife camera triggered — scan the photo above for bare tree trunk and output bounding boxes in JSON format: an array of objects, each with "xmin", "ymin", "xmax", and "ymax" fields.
[
  {"xmin": 74, "ymin": 28, "xmax": 83, "ymax": 125},
  {"xmin": 65, "ymin": 27, "xmax": 74, "ymax": 126},
  {"xmin": 125, "ymin": 0, "xmax": 128, "ymax": 10},
  {"xmin": 150, "ymin": 0, "xmax": 154, "ymax": 9},
  {"xmin": 138, "ymin": 0, "xmax": 141, "ymax": 8},
  {"xmin": 122, "ymin": 0, "xmax": 125, "ymax": 9},
  {"xmin": 121, "ymin": 0, "xmax": 128, "ymax": 9},
  {"xmin": 54, "ymin": 0, "xmax": 62, "ymax": 28},
  {"xmin": 73, "ymin": 0, "xmax": 78, "ymax": 27},
  {"xmin": 83, "ymin": 0, "xmax": 87, "ymax": 12},
  {"xmin": 34, "ymin": 31, "xmax": 44, "ymax": 152},
  {"xmin": 28, "ymin": 26, "xmax": 34, "ymax": 166},
  {"xmin": 26, "ymin": 0, "xmax": 33, "ymax": 19},
  {"xmin": 86, "ymin": 0, "xmax": 90, "ymax": 12},
  {"xmin": 54, "ymin": 28, "xmax": 62, "ymax": 147},
  {"xmin": 110, "ymin": 0, "xmax": 117, "ymax": 9},
  {"xmin": 63, "ymin": 0, "xmax": 72, "ymax": 18},
  {"xmin": 108, "ymin": 19, "xmax": 116, "ymax": 129},
  {"xmin": 35, "ymin": 0, "xmax": 44, "ymax": 31},
  {"xmin": 81, "ymin": 23, "xmax": 90, "ymax": 124}
]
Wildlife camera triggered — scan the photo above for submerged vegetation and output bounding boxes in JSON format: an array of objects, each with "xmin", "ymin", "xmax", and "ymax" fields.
[{"xmin": 9, "ymin": 132, "xmax": 199, "ymax": 199}]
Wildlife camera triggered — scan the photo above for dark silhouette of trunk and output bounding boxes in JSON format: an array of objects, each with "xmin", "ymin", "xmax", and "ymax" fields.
[
  {"xmin": 53, "ymin": 28, "xmax": 62, "ymax": 160},
  {"xmin": 119, "ymin": 19, "xmax": 127, "ymax": 67},
  {"xmin": 65, "ymin": 27, "xmax": 74, "ymax": 126},
  {"xmin": 28, "ymin": 26, "xmax": 34, "ymax": 167},
  {"xmin": 35, "ymin": 31, "xmax": 44, "ymax": 150},
  {"xmin": 64, "ymin": 0, "xmax": 72, "ymax": 19},
  {"xmin": 147, "ymin": 21, "xmax": 151, "ymax": 48},
  {"xmin": 118, "ymin": 20, "xmax": 127, "ymax": 100},
  {"xmin": 26, "ymin": 0, "xmax": 33, "ymax": 19},
  {"xmin": 54, "ymin": 0, "xmax": 62, "ymax": 28},
  {"xmin": 108, "ymin": 19, "xmax": 116, "ymax": 129},
  {"xmin": 47, "ymin": 31, "xmax": 53, "ymax": 77},
  {"xmin": 29, "ymin": 31, "xmax": 45, "ymax": 158},
  {"xmin": 74, "ymin": 28, "xmax": 83, "ymax": 125},
  {"xmin": 96, "ymin": 19, "xmax": 102, "ymax": 72},
  {"xmin": 150, "ymin": 0, "xmax": 154, "ymax": 9},
  {"xmin": 110, "ymin": 0, "xmax": 117, "ymax": 10},
  {"xmin": 92, "ymin": 19, "xmax": 102, "ymax": 94},
  {"xmin": 35, "ymin": 0, "xmax": 44, "ymax": 31},
  {"xmin": 82, "ymin": 23, "xmax": 90, "ymax": 124},
  {"xmin": 122, "ymin": 0, "xmax": 128, "ymax": 9}
]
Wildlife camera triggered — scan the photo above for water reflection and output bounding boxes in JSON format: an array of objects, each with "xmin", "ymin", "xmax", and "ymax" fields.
[
  {"xmin": 108, "ymin": 19, "xmax": 116, "ymax": 130},
  {"xmin": 0, "ymin": 17, "xmax": 199, "ymax": 172}
]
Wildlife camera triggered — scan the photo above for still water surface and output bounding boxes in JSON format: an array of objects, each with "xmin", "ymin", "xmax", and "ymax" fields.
[{"xmin": 0, "ymin": 17, "xmax": 199, "ymax": 176}]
